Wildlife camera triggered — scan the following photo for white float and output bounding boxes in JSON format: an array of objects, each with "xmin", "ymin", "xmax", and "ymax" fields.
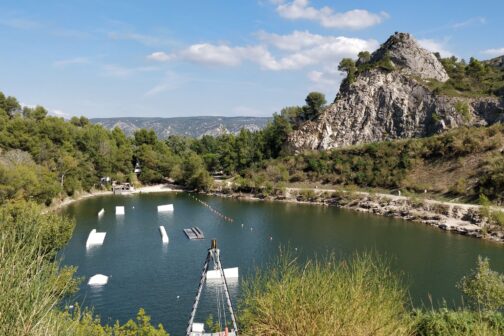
[
  {"xmin": 116, "ymin": 206, "xmax": 125, "ymax": 215},
  {"xmin": 191, "ymin": 323, "xmax": 205, "ymax": 333},
  {"xmin": 157, "ymin": 204, "xmax": 174, "ymax": 212},
  {"xmin": 97, "ymin": 208, "xmax": 105, "ymax": 218},
  {"xmin": 206, "ymin": 267, "xmax": 239, "ymax": 280},
  {"xmin": 88, "ymin": 274, "xmax": 108, "ymax": 286},
  {"xmin": 86, "ymin": 229, "xmax": 106, "ymax": 248},
  {"xmin": 159, "ymin": 226, "xmax": 169, "ymax": 244}
]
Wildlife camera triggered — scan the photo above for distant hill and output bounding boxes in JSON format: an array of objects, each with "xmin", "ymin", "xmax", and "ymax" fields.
[
  {"xmin": 91, "ymin": 116, "xmax": 271, "ymax": 138},
  {"xmin": 486, "ymin": 55, "xmax": 504, "ymax": 69}
]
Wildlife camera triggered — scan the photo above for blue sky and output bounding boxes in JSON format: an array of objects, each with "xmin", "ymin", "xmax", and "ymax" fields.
[{"xmin": 1, "ymin": 0, "xmax": 503, "ymax": 118}]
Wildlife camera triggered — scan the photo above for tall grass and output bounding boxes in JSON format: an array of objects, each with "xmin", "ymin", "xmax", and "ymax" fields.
[
  {"xmin": 239, "ymin": 251, "xmax": 412, "ymax": 336},
  {"xmin": 0, "ymin": 201, "xmax": 79, "ymax": 336}
]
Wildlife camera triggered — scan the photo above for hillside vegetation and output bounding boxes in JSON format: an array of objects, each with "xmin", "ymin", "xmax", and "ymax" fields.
[{"xmin": 242, "ymin": 124, "xmax": 504, "ymax": 204}]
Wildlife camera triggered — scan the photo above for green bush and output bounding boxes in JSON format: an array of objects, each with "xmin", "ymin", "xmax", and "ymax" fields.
[
  {"xmin": 412, "ymin": 309, "xmax": 504, "ymax": 336},
  {"xmin": 239, "ymin": 252, "xmax": 412, "ymax": 336},
  {"xmin": 457, "ymin": 257, "xmax": 504, "ymax": 311}
]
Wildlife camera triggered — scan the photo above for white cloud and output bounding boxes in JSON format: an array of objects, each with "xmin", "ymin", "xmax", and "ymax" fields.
[
  {"xmin": 308, "ymin": 70, "xmax": 338, "ymax": 86},
  {"xmin": 179, "ymin": 44, "xmax": 248, "ymax": 66},
  {"xmin": 256, "ymin": 30, "xmax": 370, "ymax": 51},
  {"xmin": 482, "ymin": 47, "xmax": 504, "ymax": 57},
  {"xmin": 418, "ymin": 39, "xmax": 453, "ymax": 57},
  {"xmin": 147, "ymin": 51, "xmax": 175, "ymax": 62},
  {"xmin": 153, "ymin": 32, "xmax": 378, "ymax": 71},
  {"xmin": 51, "ymin": 109, "xmax": 68, "ymax": 117},
  {"xmin": 273, "ymin": 0, "xmax": 388, "ymax": 29},
  {"xmin": 53, "ymin": 57, "xmax": 90, "ymax": 68},
  {"xmin": 452, "ymin": 16, "xmax": 486, "ymax": 29}
]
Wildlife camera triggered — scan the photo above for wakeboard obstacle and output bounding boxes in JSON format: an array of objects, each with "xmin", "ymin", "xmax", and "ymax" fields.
[{"xmin": 186, "ymin": 239, "xmax": 238, "ymax": 336}]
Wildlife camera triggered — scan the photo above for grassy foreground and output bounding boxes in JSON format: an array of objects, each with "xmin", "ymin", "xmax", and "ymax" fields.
[{"xmin": 238, "ymin": 252, "xmax": 504, "ymax": 336}]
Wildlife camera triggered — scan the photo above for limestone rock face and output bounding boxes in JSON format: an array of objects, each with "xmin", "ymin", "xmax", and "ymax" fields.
[
  {"xmin": 287, "ymin": 33, "xmax": 504, "ymax": 152},
  {"xmin": 369, "ymin": 32, "xmax": 449, "ymax": 82}
]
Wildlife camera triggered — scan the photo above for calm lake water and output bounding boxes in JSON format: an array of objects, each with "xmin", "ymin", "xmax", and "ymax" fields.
[{"xmin": 60, "ymin": 192, "xmax": 503, "ymax": 335}]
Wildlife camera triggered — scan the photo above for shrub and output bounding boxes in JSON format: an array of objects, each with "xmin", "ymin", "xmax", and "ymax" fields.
[
  {"xmin": 239, "ymin": 252, "xmax": 412, "ymax": 336},
  {"xmin": 455, "ymin": 101, "xmax": 472, "ymax": 122},
  {"xmin": 457, "ymin": 257, "xmax": 504, "ymax": 311},
  {"xmin": 412, "ymin": 309, "xmax": 504, "ymax": 336}
]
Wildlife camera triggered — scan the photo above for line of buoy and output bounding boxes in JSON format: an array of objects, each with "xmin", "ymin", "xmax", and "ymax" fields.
[{"xmin": 189, "ymin": 194, "xmax": 234, "ymax": 222}]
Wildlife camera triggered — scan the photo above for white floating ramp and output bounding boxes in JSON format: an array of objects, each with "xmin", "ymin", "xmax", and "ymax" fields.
[
  {"xmin": 115, "ymin": 206, "xmax": 125, "ymax": 215},
  {"xmin": 206, "ymin": 267, "xmax": 239, "ymax": 280},
  {"xmin": 88, "ymin": 274, "xmax": 108, "ymax": 286},
  {"xmin": 97, "ymin": 208, "xmax": 105, "ymax": 218},
  {"xmin": 159, "ymin": 226, "xmax": 169, "ymax": 244},
  {"xmin": 157, "ymin": 204, "xmax": 174, "ymax": 212},
  {"xmin": 86, "ymin": 229, "xmax": 106, "ymax": 248}
]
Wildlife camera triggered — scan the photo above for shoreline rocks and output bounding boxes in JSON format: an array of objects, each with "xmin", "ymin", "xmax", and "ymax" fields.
[{"xmin": 206, "ymin": 188, "xmax": 504, "ymax": 244}]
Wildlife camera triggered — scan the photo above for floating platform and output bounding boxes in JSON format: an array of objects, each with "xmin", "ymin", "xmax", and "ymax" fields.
[
  {"xmin": 97, "ymin": 208, "xmax": 105, "ymax": 218},
  {"xmin": 189, "ymin": 332, "xmax": 236, "ymax": 336},
  {"xmin": 86, "ymin": 229, "xmax": 106, "ymax": 248},
  {"xmin": 157, "ymin": 204, "xmax": 174, "ymax": 212},
  {"xmin": 190, "ymin": 322, "xmax": 236, "ymax": 336},
  {"xmin": 116, "ymin": 206, "xmax": 125, "ymax": 215},
  {"xmin": 159, "ymin": 226, "xmax": 169, "ymax": 244},
  {"xmin": 184, "ymin": 227, "xmax": 205, "ymax": 240},
  {"xmin": 206, "ymin": 267, "xmax": 239, "ymax": 280},
  {"xmin": 88, "ymin": 274, "xmax": 108, "ymax": 286}
]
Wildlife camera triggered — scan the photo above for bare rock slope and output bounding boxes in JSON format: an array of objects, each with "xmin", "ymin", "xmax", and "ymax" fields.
[{"xmin": 288, "ymin": 32, "xmax": 504, "ymax": 151}]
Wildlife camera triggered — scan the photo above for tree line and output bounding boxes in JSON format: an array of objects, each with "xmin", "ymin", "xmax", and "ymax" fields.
[{"xmin": 0, "ymin": 90, "xmax": 329, "ymax": 205}]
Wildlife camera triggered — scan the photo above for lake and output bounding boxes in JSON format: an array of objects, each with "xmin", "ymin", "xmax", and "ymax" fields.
[{"xmin": 60, "ymin": 192, "xmax": 503, "ymax": 335}]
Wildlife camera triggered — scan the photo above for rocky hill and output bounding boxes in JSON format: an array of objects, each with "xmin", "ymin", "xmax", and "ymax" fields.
[
  {"xmin": 288, "ymin": 32, "xmax": 504, "ymax": 151},
  {"xmin": 486, "ymin": 55, "xmax": 504, "ymax": 69},
  {"xmin": 91, "ymin": 116, "xmax": 271, "ymax": 139}
]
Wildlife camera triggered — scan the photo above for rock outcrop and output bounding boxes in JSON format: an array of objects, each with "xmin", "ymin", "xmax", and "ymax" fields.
[
  {"xmin": 486, "ymin": 55, "xmax": 504, "ymax": 69},
  {"xmin": 369, "ymin": 32, "xmax": 449, "ymax": 82},
  {"xmin": 288, "ymin": 32, "xmax": 504, "ymax": 151}
]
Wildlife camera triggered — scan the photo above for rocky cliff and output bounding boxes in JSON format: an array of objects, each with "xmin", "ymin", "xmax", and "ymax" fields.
[{"xmin": 288, "ymin": 32, "xmax": 504, "ymax": 151}]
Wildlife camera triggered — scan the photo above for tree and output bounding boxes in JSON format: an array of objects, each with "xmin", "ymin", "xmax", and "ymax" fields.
[
  {"xmin": 457, "ymin": 256, "xmax": 504, "ymax": 311},
  {"xmin": 358, "ymin": 51, "xmax": 371, "ymax": 63},
  {"xmin": 0, "ymin": 91, "xmax": 21, "ymax": 117},
  {"xmin": 280, "ymin": 106, "xmax": 303, "ymax": 127},
  {"xmin": 57, "ymin": 154, "xmax": 79, "ymax": 191},
  {"xmin": 263, "ymin": 114, "xmax": 292, "ymax": 158},
  {"xmin": 302, "ymin": 92, "xmax": 327, "ymax": 120},
  {"xmin": 179, "ymin": 152, "xmax": 213, "ymax": 191},
  {"xmin": 134, "ymin": 129, "xmax": 158, "ymax": 146},
  {"xmin": 339, "ymin": 58, "xmax": 357, "ymax": 85}
]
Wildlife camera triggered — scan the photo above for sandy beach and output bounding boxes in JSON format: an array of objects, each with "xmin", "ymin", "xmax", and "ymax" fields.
[{"xmin": 48, "ymin": 184, "xmax": 183, "ymax": 212}]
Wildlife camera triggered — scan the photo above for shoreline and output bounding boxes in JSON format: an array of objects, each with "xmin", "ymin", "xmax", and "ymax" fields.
[
  {"xmin": 49, "ymin": 182, "xmax": 503, "ymax": 244},
  {"xmin": 48, "ymin": 184, "xmax": 183, "ymax": 212},
  {"xmin": 204, "ymin": 187, "xmax": 504, "ymax": 244}
]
